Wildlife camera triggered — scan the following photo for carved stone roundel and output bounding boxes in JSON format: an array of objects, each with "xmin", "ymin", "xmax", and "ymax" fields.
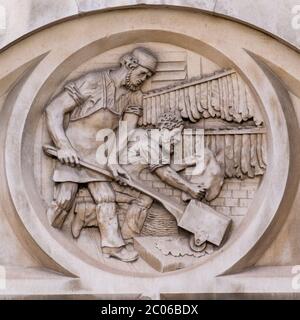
[{"xmin": 2, "ymin": 8, "xmax": 293, "ymax": 286}]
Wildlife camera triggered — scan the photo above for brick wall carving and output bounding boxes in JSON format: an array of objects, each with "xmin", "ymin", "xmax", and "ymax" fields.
[
  {"xmin": 138, "ymin": 169, "xmax": 260, "ymax": 230},
  {"xmin": 208, "ymin": 177, "xmax": 260, "ymax": 216}
]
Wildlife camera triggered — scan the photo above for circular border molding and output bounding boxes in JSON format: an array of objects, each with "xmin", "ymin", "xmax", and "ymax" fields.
[
  {"xmin": 1, "ymin": 1, "xmax": 299, "ymax": 52},
  {"xmin": 1, "ymin": 8, "xmax": 299, "ymax": 293}
]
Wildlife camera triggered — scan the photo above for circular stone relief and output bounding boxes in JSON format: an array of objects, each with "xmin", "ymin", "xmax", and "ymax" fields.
[
  {"xmin": 2, "ymin": 8, "xmax": 293, "ymax": 285},
  {"xmin": 33, "ymin": 42, "xmax": 267, "ymax": 274}
]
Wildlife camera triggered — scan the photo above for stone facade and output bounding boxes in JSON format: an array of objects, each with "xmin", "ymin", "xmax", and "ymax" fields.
[
  {"xmin": 0, "ymin": 1, "xmax": 299, "ymax": 299},
  {"xmin": 1, "ymin": 1, "xmax": 299, "ymax": 51}
]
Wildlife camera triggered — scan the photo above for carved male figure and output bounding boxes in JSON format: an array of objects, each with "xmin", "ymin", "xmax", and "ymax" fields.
[
  {"xmin": 45, "ymin": 47, "xmax": 157, "ymax": 262},
  {"xmin": 70, "ymin": 112, "xmax": 224, "ymax": 243},
  {"xmin": 119, "ymin": 112, "xmax": 224, "ymax": 241}
]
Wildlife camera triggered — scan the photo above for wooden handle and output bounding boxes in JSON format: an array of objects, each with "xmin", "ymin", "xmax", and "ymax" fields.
[
  {"xmin": 43, "ymin": 144, "xmax": 185, "ymax": 221},
  {"xmin": 43, "ymin": 144, "xmax": 114, "ymax": 178}
]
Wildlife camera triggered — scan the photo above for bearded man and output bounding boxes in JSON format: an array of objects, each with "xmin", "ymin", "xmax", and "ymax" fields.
[{"xmin": 45, "ymin": 48, "xmax": 157, "ymax": 262}]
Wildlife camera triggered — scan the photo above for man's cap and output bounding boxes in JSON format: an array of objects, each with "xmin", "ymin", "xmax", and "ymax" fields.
[{"xmin": 132, "ymin": 48, "xmax": 158, "ymax": 73}]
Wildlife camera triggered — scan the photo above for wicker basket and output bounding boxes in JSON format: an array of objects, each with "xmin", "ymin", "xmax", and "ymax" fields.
[{"xmin": 141, "ymin": 203, "xmax": 178, "ymax": 237}]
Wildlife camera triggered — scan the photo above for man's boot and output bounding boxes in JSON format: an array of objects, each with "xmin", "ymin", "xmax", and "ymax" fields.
[
  {"xmin": 102, "ymin": 246, "xmax": 138, "ymax": 262},
  {"xmin": 121, "ymin": 203, "xmax": 148, "ymax": 242},
  {"xmin": 96, "ymin": 202, "xmax": 139, "ymax": 262}
]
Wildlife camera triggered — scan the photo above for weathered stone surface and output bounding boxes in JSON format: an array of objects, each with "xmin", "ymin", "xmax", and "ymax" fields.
[
  {"xmin": 0, "ymin": 4, "xmax": 299, "ymax": 299},
  {"xmin": 75, "ymin": 0, "xmax": 216, "ymax": 12},
  {"xmin": 215, "ymin": 0, "xmax": 300, "ymax": 48},
  {"xmin": 0, "ymin": 1, "xmax": 299, "ymax": 50},
  {"xmin": 0, "ymin": 0, "xmax": 78, "ymax": 49}
]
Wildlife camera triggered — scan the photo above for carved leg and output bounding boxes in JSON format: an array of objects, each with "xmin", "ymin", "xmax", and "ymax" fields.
[
  {"xmin": 88, "ymin": 182, "xmax": 138, "ymax": 262},
  {"xmin": 71, "ymin": 202, "xmax": 90, "ymax": 239},
  {"xmin": 47, "ymin": 182, "xmax": 78, "ymax": 228},
  {"xmin": 72, "ymin": 189, "xmax": 98, "ymax": 238},
  {"xmin": 121, "ymin": 194, "xmax": 153, "ymax": 242}
]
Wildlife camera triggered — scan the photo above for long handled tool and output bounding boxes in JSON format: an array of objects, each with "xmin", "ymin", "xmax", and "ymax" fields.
[{"xmin": 43, "ymin": 145, "xmax": 231, "ymax": 250}]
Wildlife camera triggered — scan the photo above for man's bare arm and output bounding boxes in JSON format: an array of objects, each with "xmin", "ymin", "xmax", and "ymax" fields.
[
  {"xmin": 45, "ymin": 92, "xmax": 79, "ymax": 165},
  {"xmin": 154, "ymin": 166, "xmax": 205, "ymax": 200}
]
